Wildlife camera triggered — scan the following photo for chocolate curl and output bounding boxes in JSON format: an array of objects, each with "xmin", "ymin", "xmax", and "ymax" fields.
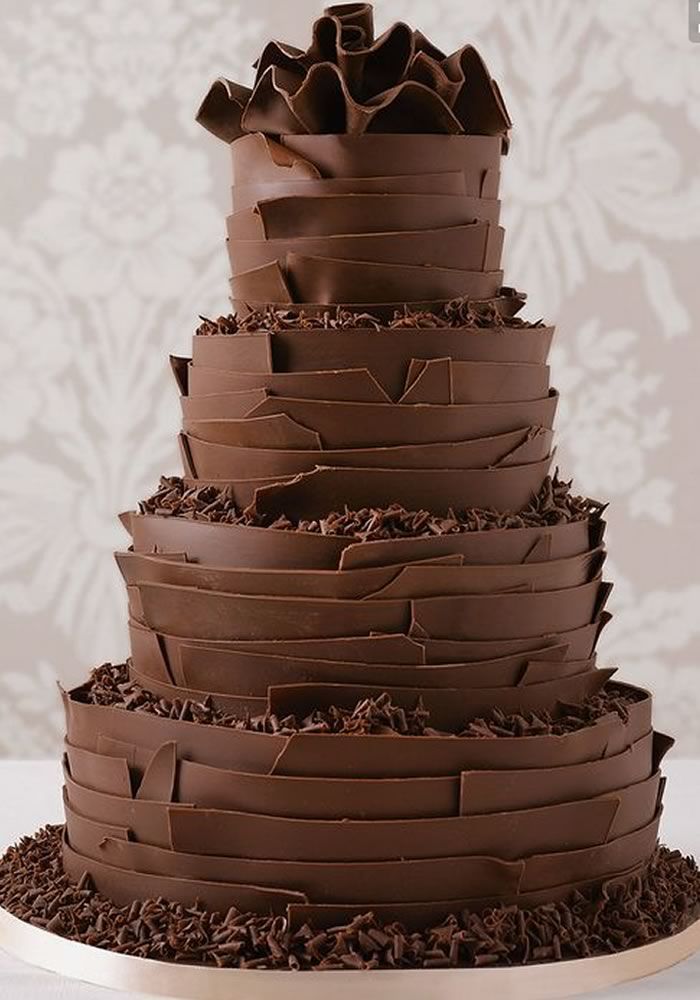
[
  {"xmin": 128, "ymin": 665, "xmax": 265, "ymax": 718},
  {"xmin": 443, "ymin": 45, "xmax": 512, "ymax": 141},
  {"xmin": 250, "ymin": 461, "xmax": 553, "ymax": 521},
  {"xmin": 195, "ymin": 78, "xmax": 253, "ymax": 143},
  {"xmin": 325, "ymin": 4, "xmax": 374, "ymax": 44}
]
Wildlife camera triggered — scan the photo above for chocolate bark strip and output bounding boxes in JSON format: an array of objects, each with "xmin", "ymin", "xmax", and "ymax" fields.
[
  {"xmin": 191, "ymin": 327, "xmax": 554, "ymax": 399},
  {"xmin": 4, "ymin": 827, "xmax": 699, "ymax": 967},
  {"xmin": 63, "ymin": 676, "xmax": 653, "ymax": 778}
]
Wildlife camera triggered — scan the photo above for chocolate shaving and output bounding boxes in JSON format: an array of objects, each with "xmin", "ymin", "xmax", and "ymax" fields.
[
  {"xmin": 138, "ymin": 474, "xmax": 605, "ymax": 541},
  {"xmin": 195, "ymin": 296, "xmax": 543, "ymax": 335},
  {"xmin": 2, "ymin": 827, "xmax": 698, "ymax": 969},
  {"xmin": 78, "ymin": 663, "xmax": 637, "ymax": 740}
]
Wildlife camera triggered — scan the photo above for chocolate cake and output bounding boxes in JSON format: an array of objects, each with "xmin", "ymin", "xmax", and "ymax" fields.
[{"xmin": 3, "ymin": 1, "xmax": 699, "ymax": 974}]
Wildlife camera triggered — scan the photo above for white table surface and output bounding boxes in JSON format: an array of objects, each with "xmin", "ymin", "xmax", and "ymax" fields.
[{"xmin": 0, "ymin": 760, "xmax": 698, "ymax": 999}]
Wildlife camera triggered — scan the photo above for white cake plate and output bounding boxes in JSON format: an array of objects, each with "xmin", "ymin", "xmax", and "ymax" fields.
[{"xmin": 1, "ymin": 905, "xmax": 699, "ymax": 1000}]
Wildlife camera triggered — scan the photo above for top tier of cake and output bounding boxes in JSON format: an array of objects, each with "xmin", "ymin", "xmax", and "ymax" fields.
[{"xmin": 197, "ymin": 2, "xmax": 511, "ymax": 314}]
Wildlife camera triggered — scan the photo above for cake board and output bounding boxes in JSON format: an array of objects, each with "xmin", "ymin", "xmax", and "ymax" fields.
[{"xmin": 2, "ymin": 904, "xmax": 699, "ymax": 1000}]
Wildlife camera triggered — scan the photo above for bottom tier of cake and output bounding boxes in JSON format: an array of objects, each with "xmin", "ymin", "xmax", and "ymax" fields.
[{"xmin": 1, "ymin": 826, "xmax": 698, "ymax": 971}]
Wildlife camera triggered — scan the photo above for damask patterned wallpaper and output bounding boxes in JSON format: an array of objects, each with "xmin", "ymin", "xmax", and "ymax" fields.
[{"xmin": 0, "ymin": 0, "xmax": 698, "ymax": 756}]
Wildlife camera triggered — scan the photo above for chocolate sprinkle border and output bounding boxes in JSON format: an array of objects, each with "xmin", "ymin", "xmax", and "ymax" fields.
[
  {"xmin": 79, "ymin": 662, "xmax": 642, "ymax": 740},
  {"xmin": 1, "ymin": 827, "xmax": 698, "ymax": 970},
  {"xmin": 138, "ymin": 474, "xmax": 605, "ymax": 541}
]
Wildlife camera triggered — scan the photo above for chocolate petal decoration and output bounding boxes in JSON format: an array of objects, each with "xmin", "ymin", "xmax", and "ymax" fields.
[
  {"xmin": 443, "ymin": 45, "xmax": 512, "ymax": 138},
  {"xmin": 241, "ymin": 66, "xmax": 308, "ymax": 136},
  {"xmin": 253, "ymin": 40, "xmax": 307, "ymax": 87},
  {"xmin": 325, "ymin": 4, "xmax": 375, "ymax": 43},
  {"xmin": 335, "ymin": 20, "xmax": 414, "ymax": 100},
  {"xmin": 195, "ymin": 78, "xmax": 253, "ymax": 143}
]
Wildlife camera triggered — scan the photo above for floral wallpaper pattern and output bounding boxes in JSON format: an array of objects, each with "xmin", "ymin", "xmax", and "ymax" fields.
[{"xmin": 0, "ymin": 0, "xmax": 698, "ymax": 756}]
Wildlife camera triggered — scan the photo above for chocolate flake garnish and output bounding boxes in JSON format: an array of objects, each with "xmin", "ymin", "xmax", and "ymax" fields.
[
  {"xmin": 138, "ymin": 474, "xmax": 605, "ymax": 542},
  {"xmin": 78, "ymin": 663, "xmax": 638, "ymax": 740},
  {"xmin": 2, "ymin": 827, "xmax": 698, "ymax": 969},
  {"xmin": 195, "ymin": 296, "xmax": 543, "ymax": 335}
]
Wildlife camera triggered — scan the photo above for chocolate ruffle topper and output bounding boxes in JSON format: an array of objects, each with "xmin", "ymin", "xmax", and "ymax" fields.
[{"xmin": 197, "ymin": 4, "xmax": 511, "ymax": 146}]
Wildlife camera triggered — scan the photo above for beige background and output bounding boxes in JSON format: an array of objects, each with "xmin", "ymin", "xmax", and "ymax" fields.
[{"xmin": 0, "ymin": 0, "xmax": 698, "ymax": 755}]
